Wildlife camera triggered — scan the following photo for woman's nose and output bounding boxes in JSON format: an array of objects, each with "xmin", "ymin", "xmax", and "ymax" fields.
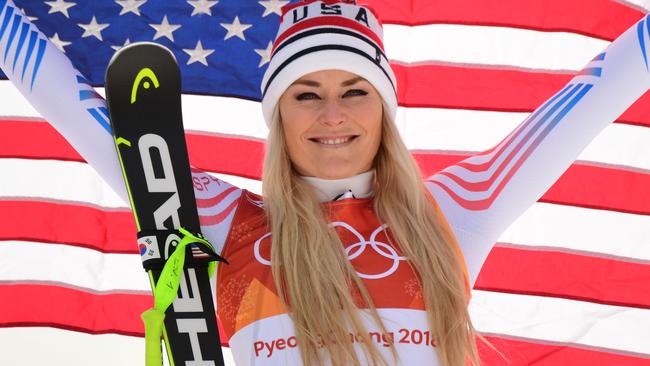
[{"xmin": 319, "ymin": 98, "xmax": 345, "ymax": 126}]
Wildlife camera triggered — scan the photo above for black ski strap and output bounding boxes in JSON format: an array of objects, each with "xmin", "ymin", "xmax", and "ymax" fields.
[{"xmin": 137, "ymin": 228, "xmax": 228, "ymax": 272}]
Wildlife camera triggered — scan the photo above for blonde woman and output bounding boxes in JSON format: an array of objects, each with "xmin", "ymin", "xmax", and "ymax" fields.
[{"xmin": 189, "ymin": 1, "xmax": 650, "ymax": 365}]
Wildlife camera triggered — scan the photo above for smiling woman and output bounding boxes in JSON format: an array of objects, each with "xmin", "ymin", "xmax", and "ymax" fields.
[
  {"xmin": 279, "ymin": 70, "xmax": 383, "ymax": 179},
  {"xmin": 215, "ymin": 1, "xmax": 479, "ymax": 365}
]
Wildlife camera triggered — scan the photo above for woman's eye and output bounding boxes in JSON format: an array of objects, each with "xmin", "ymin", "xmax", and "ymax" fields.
[
  {"xmin": 343, "ymin": 89, "xmax": 368, "ymax": 97},
  {"xmin": 296, "ymin": 92, "xmax": 319, "ymax": 101}
]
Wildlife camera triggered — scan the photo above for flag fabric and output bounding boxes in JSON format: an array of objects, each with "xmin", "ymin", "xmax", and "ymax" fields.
[{"xmin": 1, "ymin": 0, "xmax": 650, "ymax": 365}]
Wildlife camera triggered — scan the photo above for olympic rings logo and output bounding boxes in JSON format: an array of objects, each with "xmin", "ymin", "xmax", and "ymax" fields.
[{"xmin": 253, "ymin": 222, "xmax": 407, "ymax": 280}]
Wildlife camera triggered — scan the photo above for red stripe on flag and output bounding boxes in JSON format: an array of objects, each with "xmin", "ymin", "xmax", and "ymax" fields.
[
  {"xmin": 186, "ymin": 132, "xmax": 265, "ymax": 180},
  {"xmin": 479, "ymin": 335, "xmax": 650, "ymax": 365},
  {"xmin": 391, "ymin": 63, "xmax": 650, "ymax": 128},
  {"xmin": 0, "ymin": 284, "xmax": 149, "ymax": 337},
  {"xmin": 0, "ymin": 119, "xmax": 85, "ymax": 162},
  {"xmin": 0, "ymin": 284, "xmax": 230, "ymax": 345},
  {"xmin": 0, "ymin": 200, "xmax": 136, "ymax": 254},
  {"xmin": 476, "ymin": 245, "xmax": 650, "ymax": 309},
  {"xmin": 364, "ymin": 0, "xmax": 644, "ymax": 41}
]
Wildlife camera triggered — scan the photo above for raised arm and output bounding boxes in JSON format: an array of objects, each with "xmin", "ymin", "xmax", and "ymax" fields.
[
  {"xmin": 0, "ymin": 0, "xmax": 241, "ymax": 253},
  {"xmin": 426, "ymin": 15, "xmax": 650, "ymax": 286}
]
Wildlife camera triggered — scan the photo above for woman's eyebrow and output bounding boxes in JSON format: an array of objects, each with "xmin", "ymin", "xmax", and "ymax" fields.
[
  {"xmin": 291, "ymin": 79, "xmax": 320, "ymax": 87},
  {"xmin": 290, "ymin": 76, "xmax": 365, "ymax": 87},
  {"xmin": 341, "ymin": 77, "xmax": 364, "ymax": 86}
]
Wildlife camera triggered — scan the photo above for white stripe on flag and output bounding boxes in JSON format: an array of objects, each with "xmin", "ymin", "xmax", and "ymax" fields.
[
  {"xmin": 470, "ymin": 290, "xmax": 650, "ymax": 356},
  {"xmin": 0, "ymin": 327, "xmax": 236, "ymax": 366},
  {"xmin": 384, "ymin": 24, "xmax": 610, "ymax": 70},
  {"xmin": 500, "ymin": 202, "xmax": 650, "ymax": 262},
  {"xmin": 0, "ymin": 159, "xmax": 127, "ymax": 208},
  {"xmin": 0, "ymin": 241, "xmax": 149, "ymax": 293}
]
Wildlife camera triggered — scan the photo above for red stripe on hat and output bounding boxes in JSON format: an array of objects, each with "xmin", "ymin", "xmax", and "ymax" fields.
[{"xmin": 272, "ymin": 15, "xmax": 384, "ymax": 55}]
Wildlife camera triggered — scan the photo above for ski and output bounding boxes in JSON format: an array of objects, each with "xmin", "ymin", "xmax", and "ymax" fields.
[{"xmin": 105, "ymin": 42, "xmax": 226, "ymax": 366}]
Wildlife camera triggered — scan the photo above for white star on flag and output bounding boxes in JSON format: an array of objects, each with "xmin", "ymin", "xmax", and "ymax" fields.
[
  {"xmin": 111, "ymin": 38, "xmax": 132, "ymax": 51},
  {"xmin": 254, "ymin": 41, "xmax": 273, "ymax": 67},
  {"xmin": 150, "ymin": 15, "xmax": 182, "ymax": 42},
  {"xmin": 115, "ymin": 0, "xmax": 147, "ymax": 16},
  {"xmin": 44, "ymin": 0, "xmax": 76, "ymax": 19},
  {"xmin": 78, "ymin": 16, "xmax": 110, "ymax": 41},
  {"xmin": 258, "ymin": 0, "xmax": 289, "ymax": 17},
  {"xmin": 220, "ymin": 16, "xmax": 252, "ymax": 41},
  {"xmin": 20, "ymin": 8, "xmax": 38, "ymax": 22},
  {"xmin": 49, "ymin": 33, "xmax": 71, "ymax": 52},
  {"xmin": 183, "ymin": 40, "xmax": 215, "ymax": 66},
  {"xmin": 187, "ymin": 0, "xmax": 219, "ymax": 16}
]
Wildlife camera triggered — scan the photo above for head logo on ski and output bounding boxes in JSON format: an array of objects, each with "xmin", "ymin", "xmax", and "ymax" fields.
[{"xmin": 131, "ymin": 67, "xmax": 160, "ymax": 104}]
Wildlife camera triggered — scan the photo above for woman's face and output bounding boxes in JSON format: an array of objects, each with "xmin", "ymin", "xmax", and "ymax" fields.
[{"xmin": 278, "ymin": 70, "xmax": 383, "ymax": 179}]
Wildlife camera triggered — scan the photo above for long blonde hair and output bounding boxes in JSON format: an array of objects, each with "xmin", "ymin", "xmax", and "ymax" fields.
[{"xmin": 262, "ymin": 112, "xmax": 481, "ymax": 366}]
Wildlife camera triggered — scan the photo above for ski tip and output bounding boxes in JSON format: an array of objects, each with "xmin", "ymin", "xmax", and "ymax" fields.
[
  {"xmin": 105, "ymin": 42, "xmax": 179, "ymax": 92},
  {"xmin": 108, "ymin": 41, "xmax": 178, "ymax": 68}
]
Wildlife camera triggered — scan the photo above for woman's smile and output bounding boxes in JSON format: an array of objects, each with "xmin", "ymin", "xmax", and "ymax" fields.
[{"xmin": 308, "ymin": 135, "xmax": 359, "ymax": 147}]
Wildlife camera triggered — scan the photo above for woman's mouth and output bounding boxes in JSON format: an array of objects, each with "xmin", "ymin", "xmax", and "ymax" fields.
[{"xmin": 309, "ymin": 135, "xmax": 358, "ymax": 147}]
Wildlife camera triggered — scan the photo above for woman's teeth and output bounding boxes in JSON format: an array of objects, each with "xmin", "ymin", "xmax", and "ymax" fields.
[{"xmin": 316, "ymin": 136, "xmax": 352, "ymax": 145}]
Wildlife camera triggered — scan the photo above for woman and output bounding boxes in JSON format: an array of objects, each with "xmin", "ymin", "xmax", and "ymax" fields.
[
  {"xmin": 193, "ymin": 1, "xmax": 650, "ymax": 365},
  {"xmin": 207, "ymin": 1, "xmax": 475, "ymax": 364}
]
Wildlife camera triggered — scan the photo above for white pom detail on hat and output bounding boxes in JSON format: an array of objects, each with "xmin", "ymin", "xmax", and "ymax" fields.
[{"xmin": 260, "ymin": 0, "xmax": 398, "ymax": 127}]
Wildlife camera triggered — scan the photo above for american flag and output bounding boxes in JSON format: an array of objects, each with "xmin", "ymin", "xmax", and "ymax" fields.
[{"xmin": 1, "ymin": 0, "xmax": 650, "ymax": 365}]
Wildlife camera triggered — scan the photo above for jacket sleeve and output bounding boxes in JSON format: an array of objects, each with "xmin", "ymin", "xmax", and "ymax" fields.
[
  {"xmin": 426, "ymin": 15, "xmax": 650, "ymax": 287},
  {"xmin": 0, "ymin": 1, "xmax": 241, "ymax": 255},
  {"xmin": 191, "ymin": 171, "xmax": 242, "ymax": 255}
]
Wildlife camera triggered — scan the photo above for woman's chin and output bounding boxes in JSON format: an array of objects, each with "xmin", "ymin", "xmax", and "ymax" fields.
[{"xmin": 309, "ymin": 165, "xmax": 370, "ymax": 180}]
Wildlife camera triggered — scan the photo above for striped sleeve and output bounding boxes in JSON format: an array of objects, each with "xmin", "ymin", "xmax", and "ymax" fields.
[
  {"xmin": 192, "ymin": 170, "xmax": 242, "ymax": 255},
  {"xmin": 425, "ymin": 15, "xmax": 650, "ymax": 286}
]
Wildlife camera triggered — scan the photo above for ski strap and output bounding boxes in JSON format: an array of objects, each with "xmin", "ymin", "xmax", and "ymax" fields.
[{"xmin": 137, "ymin": 228, "xmax": 226, "ymax": 366}]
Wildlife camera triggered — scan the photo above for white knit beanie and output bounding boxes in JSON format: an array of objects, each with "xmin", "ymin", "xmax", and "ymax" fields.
[{"xmin": 260, "ymin": 0, "xmax": 398, "ymax": 127}]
